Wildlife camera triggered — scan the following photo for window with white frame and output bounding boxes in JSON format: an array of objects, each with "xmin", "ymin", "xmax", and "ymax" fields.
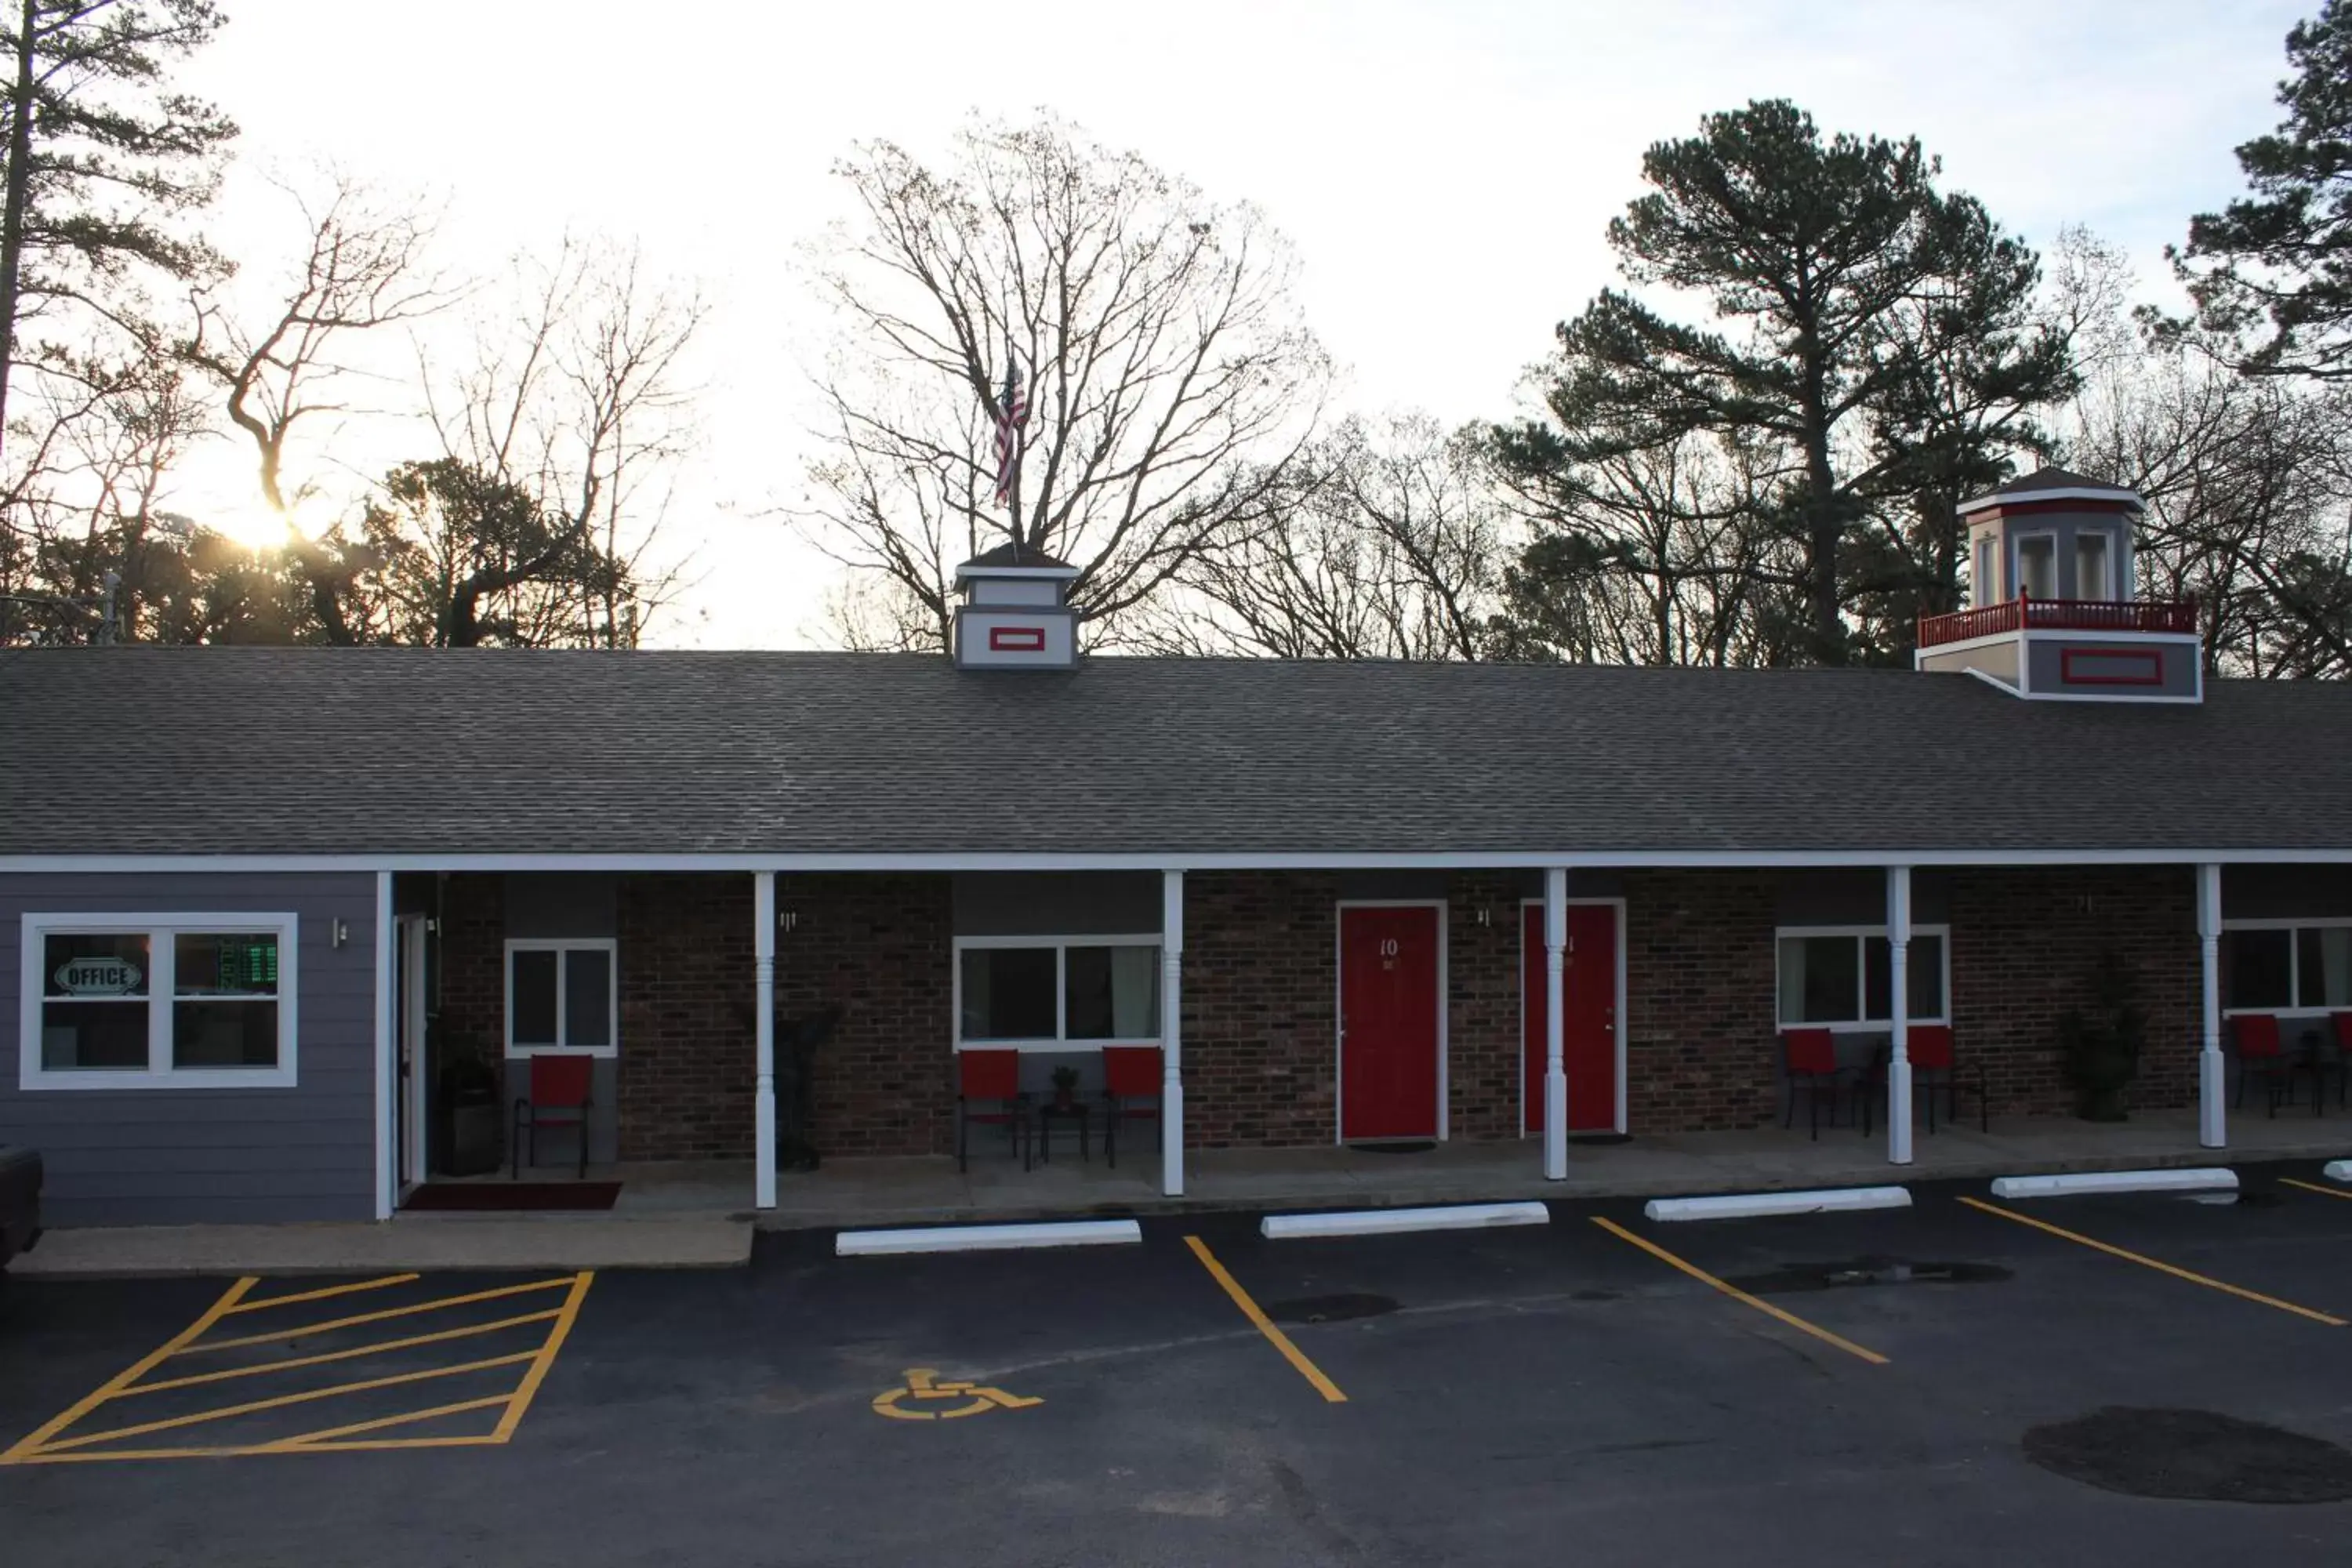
[
  {"xmin": 2017, "ymin": 533, "xmax": 2058, "ymax": 600},
  {"xmin": 504, "ymin": 939, "xmax": 616, "ymax": 1056},
  {"xmin": 2222, "ymin": 921, "xmax": 2352, "ymax": 1012},
  {"xmin": 955, "ymin": 936, "xmax": 1160, "ymax": 1047},
  {"xmin": 20, "ymin": 913, "xmax": 296, "ymax": 1090},
  {"xmin": 1776, "ymin": 927, "xmax": 1950, "ymax": 1029}
]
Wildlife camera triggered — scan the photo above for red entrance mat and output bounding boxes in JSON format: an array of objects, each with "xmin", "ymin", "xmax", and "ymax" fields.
[{"xmin": 401, "ymin": 1181, "xmax": 622, "ymax": 1212}]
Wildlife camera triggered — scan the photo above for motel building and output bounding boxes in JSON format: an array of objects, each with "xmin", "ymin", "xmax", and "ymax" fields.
[{"xmin": 2, "ymin": 467, "xmax": 2351, "ymax": 1228}]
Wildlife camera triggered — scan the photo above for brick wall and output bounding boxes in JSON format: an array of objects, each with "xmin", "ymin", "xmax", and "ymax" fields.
[
  {"xmin": 1181, "ymin": 872, "xmax": 1339, "ymax": 1146},
  {"xmin": 1949, "ymin": 866, "xmax": 2200, "ymax": 1117},
  {"xmin": 434, "ymin": 863, "xmax": 2210, "ymax": 1162},
  {"xmin": 775, "ymin": 873, "xmax": 954, "ymax": 1158},
  {"xmin": 1621, "ymin": 870, "xmax": 1780, "ymax": 1133},
  {"xmin": 616, "ymin": 875, "xmax": 755, "ymax": 1161},
  {"xmin": 437, "ymin": 873, "xmax": 505, "ymax": 1066},
  {"xmin": 1447, "ymin": 873, "xmax": 1524, "ymax": 1140}
]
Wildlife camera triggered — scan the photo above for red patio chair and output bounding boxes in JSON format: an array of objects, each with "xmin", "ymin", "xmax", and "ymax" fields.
[
  {"xmin": 1780, "ymin": 1028, "xmax": 1850, "ymax": 1141},
  {"xmin": 1907, "ymin": 1025, "xmax": 1987, "ymax": 1134},
  {"xmin": 1102, "ymin": 1046, "xmax": 1163, "ymax": 1170},
  {"xmin": 957, "ymin": 1049, "xmax": 1030, "ymax": 1174},
  {"xmin": 511, "ymin": 1054, "xmax": 593, "ymax": 1178},
  {"xmin": 2233, "ymin": 1014, "xmax": 2292, "ymax": 1118}
]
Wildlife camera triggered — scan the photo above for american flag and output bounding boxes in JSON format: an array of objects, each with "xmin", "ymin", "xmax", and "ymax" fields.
[{"xmin": 992, "ymin": 358, "xmax": 1029, "ymax": 508}]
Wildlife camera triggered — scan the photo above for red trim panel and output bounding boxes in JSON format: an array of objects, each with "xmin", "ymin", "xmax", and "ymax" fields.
[
  {"xmin": 2059, "ymin": 647, "xmax": 2165, "ymax": 687},
  {"xmin": 987, "ymin": 626, "xmax": 1047, "ymax": 652}
]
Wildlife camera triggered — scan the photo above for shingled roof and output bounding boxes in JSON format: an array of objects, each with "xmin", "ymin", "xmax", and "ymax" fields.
[{"xmin": 2, "ymin": 647, "xmax": 2347, "ymax": 859}]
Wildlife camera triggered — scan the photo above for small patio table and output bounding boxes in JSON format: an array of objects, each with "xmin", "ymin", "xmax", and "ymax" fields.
[{"xmin": 1036, "ymin": 1102, "xmax": 1091, "ymax": 1163}]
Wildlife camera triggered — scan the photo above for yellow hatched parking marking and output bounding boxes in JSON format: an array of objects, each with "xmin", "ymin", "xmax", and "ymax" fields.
[
  {"xmin": 1958, "ymin": 1196, "xmax": 2347, "ymax": 1326},
  {"xmin": 33, "ymin": 1352, "xmax": 542, "ymax": 1454},
  {"xmin": 1, "ymin": 1271, "xmax": 596, "ymax": 1464},
  {"xmin": 177, "ymin": 1276, "xmax": 582, "ymax": 1356},
  {"xmin": 492, "ymin": 1272, "xmax": 593, "ymax": 1441},
  {"xmin": 117, "ymin": 1309, "xmax": 568, "ymax": 1396},
  {"xmin": 223, "ymin": 1273, "xmax": 421, "ymax": 1314},
  {"xmin": 0, "ymin": 1276, "xmax": 257, "ymax": 1464},
  {"xmin": 263, "ymin": 1394, "xmax": 521, "ymax": 1452},
  {"xmin": 1591, "ymin": 1217, "xmax": 1890, "ymax": 1366}
]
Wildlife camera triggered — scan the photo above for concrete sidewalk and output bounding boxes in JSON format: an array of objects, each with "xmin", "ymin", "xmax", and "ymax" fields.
[
  {"xmin": 12, "ymin": 1111, "xmax": 2347, "ymax": 1276},
  {"xmin": 760, "ymin": 1109, "xmax": 2352, "ymax": 1229},
  {"xmin": 9, "ymin": 1216, "xmax": 753, "ymax": 1278}
]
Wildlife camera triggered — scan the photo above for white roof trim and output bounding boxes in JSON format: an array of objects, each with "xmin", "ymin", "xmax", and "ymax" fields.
[
  {"xmin": 1958, "ymin": 486, "xmax": 2143, "ymax": 517},
  {"xmin": 953, "ymin": 562, "xmax": 1082, "ymax": 582},
  {"xmin": 5, "ymin": 848, "xmax": 2350, "ymax": 874}
]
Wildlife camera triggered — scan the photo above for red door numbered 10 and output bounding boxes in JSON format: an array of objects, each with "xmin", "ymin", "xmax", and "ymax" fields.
[{"xmin": 1339, "ymin": 906, "xmax": 1440, "ymax": 1141}]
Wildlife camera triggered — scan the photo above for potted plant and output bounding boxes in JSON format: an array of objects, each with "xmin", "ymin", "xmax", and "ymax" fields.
[
  {"xmin": 2059, "ymin": 949, "xmax": 2147, "ymax": 1122},
  {"xmin": 1051, "ymin": 1064, "xmax": 1080, "ymax": 1112}
]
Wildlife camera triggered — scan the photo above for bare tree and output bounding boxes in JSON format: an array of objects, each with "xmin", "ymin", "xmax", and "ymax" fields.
[
  {"xmin": 1134, "ymin": 414, "xmax": 1503, "ymax": 660},
  {"xmin": 798, "ymin": 114, "xmax": 1328, "ymax": 650},
  {"xmin": 419, "ymin": 237, "xmax": 703, "ymax": 647},
  {"xmin": 183, "ymin": 171, "xmax": 452, "ymax": 643},
  {"xmin": 2072, "ymin": 344, "xmax": 2352, "ymax": 678},
  {"xmin": 1490, "ymin": 421, "xmax": 1803, "ymax": 667}
]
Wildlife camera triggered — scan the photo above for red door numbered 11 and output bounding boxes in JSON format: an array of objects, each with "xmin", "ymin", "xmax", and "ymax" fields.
[{"xmin": 1522, "ymin": 904, "xmax": 1617, "ymax": 1134}]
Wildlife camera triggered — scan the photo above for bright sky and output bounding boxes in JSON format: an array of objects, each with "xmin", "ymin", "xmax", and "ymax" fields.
[{"xmin": 172, "ymin": 0, "xmax": 2310, "ymax": 648}]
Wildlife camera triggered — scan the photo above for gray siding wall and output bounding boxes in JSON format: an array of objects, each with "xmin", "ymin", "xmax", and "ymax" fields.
[
  {"xmin": 0, "ymin": 872, "xmax": 377, "ymax": 1227},
  {"xmin": 2027, "ymin": 636, "xmax": 2200, "ymax": 699}
]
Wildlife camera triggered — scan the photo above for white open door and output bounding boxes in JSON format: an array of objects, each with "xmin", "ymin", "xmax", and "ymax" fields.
[{"xmin": 397, "ymin": 913, "xmax": 430, "ymax": 1192}]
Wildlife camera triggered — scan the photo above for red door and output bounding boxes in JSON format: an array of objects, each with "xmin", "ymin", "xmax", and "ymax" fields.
[
  {"xmin": 1339, "ymin": 906, "xmax": 1441, "ymax": 1141},
  {"xmin": 1523, "ymin": 904, "xmax": 1618, "ymax": 1134}
]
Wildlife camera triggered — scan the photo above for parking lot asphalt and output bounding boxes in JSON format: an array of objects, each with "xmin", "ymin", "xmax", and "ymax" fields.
[{"xmin": 7, "ymin": 1164, "xmax": 2352, "ymax": 1566}]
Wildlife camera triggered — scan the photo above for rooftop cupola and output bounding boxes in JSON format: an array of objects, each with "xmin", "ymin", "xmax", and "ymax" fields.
[
  {"xmin": 952, "ymin": 541, "xmax": 1080, "ymax": 669},
  {"xmin": 1915, "ymin": 466, "xmax": 2202, "ymax": 702}
]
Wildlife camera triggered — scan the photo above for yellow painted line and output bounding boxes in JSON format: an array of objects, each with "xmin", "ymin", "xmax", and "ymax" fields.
[
  {"xmin": 223, "ymin": 1273, "xmax": 421, "ymax": 1315},
  {"xmin": 34, "ymin": 1352, "xmax": 540, "ymax": 1454},
  {"xmin": 176, "ymin": 1276, "xmax": 581, "ymax": 1355},
  {"xmin": 1958, "ymin": 1196, "xmax": 2348, "ymax": 1326},
  {"xmin": 262, "ymin": 1394, "xmax": 515, "ymax": 1451},
  {"xmin": 1590, "ymin": 1217, "xmax": 1890, "ymax": 1366},
  {"xmin": 2278, "ymin": 1178, "xmax": 2352, "ymax": 1203},
  {"xmin": 2, "ymin": 1433, "xmax": 508, "ymax": 1464},
  {"xmin": 1182, "ymin": 1236, "xmax": 1348, "ymax": 1403},
  {"xmin": 118, "ymin": 1309, "xmax": 568, "ymax": 1396},
  {"xmin": 0, "ymin": 1276, "xmax": 258, "ymax": 1465},
  {"xmin": 491, "ymin": 1272, "xmax": 593, "ymax": 1440}
]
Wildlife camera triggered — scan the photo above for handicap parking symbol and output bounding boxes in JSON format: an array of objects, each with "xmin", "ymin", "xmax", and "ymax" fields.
[{"xmin": 871, "ymin": 1367, "xmax": 1043, "ymax": 1422}]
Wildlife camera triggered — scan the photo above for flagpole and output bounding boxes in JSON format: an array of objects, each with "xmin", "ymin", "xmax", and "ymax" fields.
[{"xmin": 1005, "ymin": 333, "xmax": 1022, "ymax": 561}]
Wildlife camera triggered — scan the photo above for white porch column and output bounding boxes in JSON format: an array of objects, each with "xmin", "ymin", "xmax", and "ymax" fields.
[
  {"xmin": 754, "ymin": 871, "xmax": 778, "ymax": 1210},
  {"xmin": 2198, "ymin": 862, "xmax": 2226, "ymax": 1149},
  {"xmin": 1161, "ymin": 869, "xmax": 1185, "ymax": 1197},
  {"xmin": 1543, "ymin": 867, "xmax": 1569, "ymax": 1181},
  {"xmin": 1886, "ymin": 866, "xmax": 1915, "ymax": 1167}
]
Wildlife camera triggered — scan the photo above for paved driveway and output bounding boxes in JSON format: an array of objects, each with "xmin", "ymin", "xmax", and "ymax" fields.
[{"xmin": 7, "ymin": 1167, "xmax": 2352, "ymax": 1566}]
